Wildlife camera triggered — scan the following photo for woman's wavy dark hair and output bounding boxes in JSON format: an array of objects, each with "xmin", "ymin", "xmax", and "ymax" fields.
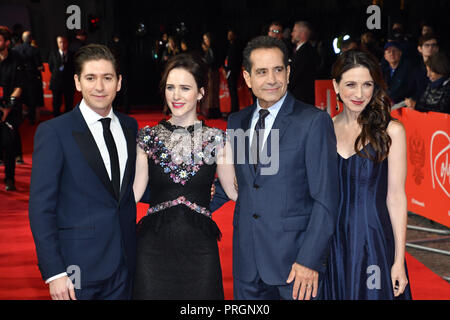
[{"xmin": 332, "ymin": 50, "xmax": 393, "ymax": 162}]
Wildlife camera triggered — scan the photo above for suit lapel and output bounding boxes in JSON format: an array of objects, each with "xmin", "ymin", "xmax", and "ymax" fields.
[
  {"xmin": 71, "ymin": 106, "xmax": 117, "ymax": 200},
  {"xmin": 265, "ymin": 94, "xmax": 294, "ymax": 150},
  {"xmin": 256, "ymin": 93, "xmax": 294, "ymax": 180},
  {"xmin": 117, "ymin": 114, "xmax": 135, "ymax": 203},
  {"xmin": 240, "ymin": 105, "xmax": 256, "ymax": 179}
]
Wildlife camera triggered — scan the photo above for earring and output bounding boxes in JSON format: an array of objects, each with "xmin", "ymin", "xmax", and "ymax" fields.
[{"xmin": 335, "ymin": 93, "xmax": 340, "ymax": 111}]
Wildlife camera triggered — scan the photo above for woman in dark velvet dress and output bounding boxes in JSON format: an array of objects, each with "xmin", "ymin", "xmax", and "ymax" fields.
[
  {"xmin": 132, "ymin": 53, "xmax": 237, "ymax": 299},
  {"xmin": 324, "ymin": 50, "xmax": 412, "ymax": 300}
]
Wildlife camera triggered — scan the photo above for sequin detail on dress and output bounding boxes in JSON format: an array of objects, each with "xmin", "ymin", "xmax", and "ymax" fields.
[{"xmin": 137, "ymin": 120, "xmax": 225, "ymax": 185}]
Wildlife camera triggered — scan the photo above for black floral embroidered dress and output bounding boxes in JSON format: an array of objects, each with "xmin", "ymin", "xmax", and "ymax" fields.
[{"xmin": 133, "ymin": 119, "xmax": 225, "ymax": 300}]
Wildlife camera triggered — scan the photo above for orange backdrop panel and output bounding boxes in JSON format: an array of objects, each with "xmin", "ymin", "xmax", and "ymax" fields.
[
  {"xmin": 41, "ymin": 63, "xmax": 53, "ymax": 112},
  {"xmin": 392, "ymin": 108, "xmax": 450, "ymax": 227}
]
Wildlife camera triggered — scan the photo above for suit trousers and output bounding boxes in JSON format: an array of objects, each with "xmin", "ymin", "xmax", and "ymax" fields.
[
  {"xmin": 227, "ymin": 71, "xmax": 239, "ymax": 113},
  {"xmin": 52, "ymin": 88, "xmax": 74, "ymax": 117},
  {"xmin": 0, "ymin": 111, "xmax": 21, "ymax": 182},
  {"xmin": 234, "ymin": 272, "xmax": 324, "ymax": 300},
  {"xmin": 74, "ymin": 257, "xmax": 132, "ymax": 300},
  {"xmin": 0, "ymin": 123, "xmax": 16, "ymax": 182}
]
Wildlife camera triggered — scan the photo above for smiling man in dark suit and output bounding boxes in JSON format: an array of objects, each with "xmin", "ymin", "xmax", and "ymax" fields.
[
  {"xmin": 211, "ymin": 36, "xmax": 338, "ymax": 300},
  {"xmin": 29, "ymin": 44, "xmax": 138, "ymax": 300},
  {"xmin": 48, "ymin": 35, "xmax": 75, "ymax": 117}
]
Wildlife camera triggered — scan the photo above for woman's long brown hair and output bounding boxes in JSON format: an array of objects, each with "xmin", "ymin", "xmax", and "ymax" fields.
[{"xmin": 332, "ymin": 50, "xmax": 393, "ymax": 162}]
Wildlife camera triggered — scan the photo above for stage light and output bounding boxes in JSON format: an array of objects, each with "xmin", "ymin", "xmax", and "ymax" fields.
[
  {"xmin": 88, "ymin": 14, "xmax": 100, "ymax": 32},
  {"xmin": 333, "ymin": 37, "xmax": 340, "ymax": 54}
]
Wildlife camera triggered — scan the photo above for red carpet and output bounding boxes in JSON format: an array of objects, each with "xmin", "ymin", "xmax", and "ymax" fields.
[{"xmin": 0, "ymin": 110, "xmax": 449, "ymax": 300}]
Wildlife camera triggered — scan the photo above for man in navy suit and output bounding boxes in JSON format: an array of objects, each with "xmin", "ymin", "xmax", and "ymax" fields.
[
  {"xmin": 211, "ymin": 36, "xmax": 338, "ymax": 300},
  {"xmin": 48, "ymin": 35, "xmax": 75, "ymax": 117},
  {"xmin": 29, "ymin": 44, "xmax": 138, "ymax": 300}
]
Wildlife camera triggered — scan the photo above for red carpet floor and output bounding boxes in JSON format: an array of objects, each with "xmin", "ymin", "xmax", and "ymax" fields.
[{"xmin": 0, "ymin": 110, "xmax": 449, "ymax": 300}]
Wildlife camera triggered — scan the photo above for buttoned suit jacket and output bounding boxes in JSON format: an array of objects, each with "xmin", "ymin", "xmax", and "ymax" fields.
[
  {"xmin": 212, "ymin": 92, "xmax": 339, "ymax": 285},
  {"xmin": 29, "ymin": 105, "xmax": 138, "ymax": 284}
]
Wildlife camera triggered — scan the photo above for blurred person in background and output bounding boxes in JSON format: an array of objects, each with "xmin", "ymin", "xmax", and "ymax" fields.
[
  {"xmin": 360, "ymin": 32, "xmax": 383, "ymax": 61},
  {"xmin": 406, "ymin": 51, "xmax": 450, "ymax": 114},
  {"xmin": 223, "ymin": 28, "xmax": 241, "ymax": 116},
  {"xmin": 48, "ymin": 35, "xmax": 75, "ymax": 117},
  {"xmin": 13, "ymin": 31, "xmax": 44, "ymax": 124},
  {"xmin": 201, "ymin": 32, "xmax": 220, "ymax": 118},
  {"xmin": 0, "ymin": 26, "xmax": 24, "ymax": 191},
  {"xmin": 161, "ymin": 35, "xmax": 179, "ymax": 65},
  {"xmin": 289, "ymin": 21, "xmax": 318, "ymax": 105},
  {"xmin": 69, "ymin": 29, "xmax": 88, "ymax": 53},
  {"xmin": 381, "ymin": 41, "xmax": 413, "ymax": 105},
  {"xmin": 405, "ymin": 34, "xmax": 439, "ymax": 108}
]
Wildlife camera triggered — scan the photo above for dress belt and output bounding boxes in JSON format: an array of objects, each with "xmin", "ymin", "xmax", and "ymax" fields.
[{"xmin": 146, "ymin": 196, "xmax": 211, "ymax": 218}]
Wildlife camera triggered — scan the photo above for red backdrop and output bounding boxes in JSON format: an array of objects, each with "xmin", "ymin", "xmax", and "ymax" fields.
[
  {"xmin": 218, "ymin": 67, "xmax": 253, "ymax": 113},
  {"xmin": 41, "ymin": 63, "xmax": 82, "ymax": 111}
]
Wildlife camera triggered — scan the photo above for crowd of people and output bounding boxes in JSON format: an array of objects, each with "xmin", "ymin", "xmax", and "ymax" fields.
[{"xmin": 0, "ymin": 15, "xmax": 448, "ymax": 301}]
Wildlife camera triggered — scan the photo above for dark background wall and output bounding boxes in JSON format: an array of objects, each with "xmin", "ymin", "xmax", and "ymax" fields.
[{"xmin": 1, "ymin": 0, "xmax": 449, "ymax": 106}]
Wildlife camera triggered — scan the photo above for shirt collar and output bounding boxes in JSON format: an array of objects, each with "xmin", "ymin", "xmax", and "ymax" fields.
[
  {"xmin": 295, "ymin": 41, "xmax": 306, "ymax": 51},
  {"xmin": 79, "ymin": 99, "xmax": 115, "ymax": 126},
  {"xmin": 254, "ymin": 92, "xmax": 287, "ymax": 120}
]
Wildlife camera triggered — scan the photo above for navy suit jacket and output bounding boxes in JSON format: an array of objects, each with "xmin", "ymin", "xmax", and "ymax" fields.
[
  {"xmin": 29, "ymin": 106, "xmax": 138, "ymax": 284},
  {"xmin": 211, "ymin": 92, "xmax": 339, "ymax": 285}
]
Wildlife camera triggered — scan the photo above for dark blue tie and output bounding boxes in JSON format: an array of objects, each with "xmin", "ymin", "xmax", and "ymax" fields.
[
  {"xmin": 251, "ymin": 109, "xmax": 270, "ymax": 171},
  {"xmin": 99, "ymin": 118, "xmax": 120, "ymax": 199}
]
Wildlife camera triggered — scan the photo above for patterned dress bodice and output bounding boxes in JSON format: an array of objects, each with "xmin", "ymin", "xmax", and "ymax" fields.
[{"xmin": 137, "ymin": 120, "xmax": 225, "ymax": 217}]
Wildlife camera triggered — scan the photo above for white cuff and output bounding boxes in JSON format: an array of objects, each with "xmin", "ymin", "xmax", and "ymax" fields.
[{"xmin": 45, "ymin": 272, "xmax": 68, "ymax": 284}]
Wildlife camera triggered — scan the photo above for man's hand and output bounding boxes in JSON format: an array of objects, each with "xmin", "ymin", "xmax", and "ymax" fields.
[
  {"xmin": 286, "ymin": 262, "xmax": 319, "ymax": 300},
  {"xmin": 0, "ymin": 107, "xmax": 10, "ymax": 122},
  {"xmin": 210, "ymin": 183, "xmax": 216, "ymax": 200},
  {"xmin": 49, "ymin": 276, "xmax": 77, "ymax": 300},
  {"xmin": 233, "ymin": 177, "xmax": 238, "ymax": 192},
  {"xmin": 404, "ymin": 98, "xmax": 416, "ymax": 110}
]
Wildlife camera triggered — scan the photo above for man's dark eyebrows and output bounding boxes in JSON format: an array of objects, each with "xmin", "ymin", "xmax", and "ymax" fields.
[
  {"xmin": 254, "ymin": 67, "xmax": 268, "ymax": 72},
  {"xmin": 84, "ymin": 73, "xmax": 115, "ymax": 77}
]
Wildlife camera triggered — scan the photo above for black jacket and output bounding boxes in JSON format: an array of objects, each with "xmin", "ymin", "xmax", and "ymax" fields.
[
  {"xmin": 48, "ymin": 50, "xmax": 75, "ymax": 92},
  {"xmin": 288, "ymin": 41, "xmax": 318, "ymax": 105},
  {"xmin": 416, "ymin": 77, "xmax": 450, "ymax": 114},
  {"xmin": 382, "ymin": 58, "xmax": 413, "ymax": 104}
]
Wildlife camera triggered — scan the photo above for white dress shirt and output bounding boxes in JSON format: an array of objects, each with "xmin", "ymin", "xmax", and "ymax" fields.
[
  {"xmin": 249, "ymin": 92, "xmax": 287, "ymax": 146},
  {"xmin": 45, "ymin": 100, "xmax": 128, "ymax": 284},
  {"xmin": 79, "ymin": 99, "xmax": 128, "ymax": 186},
  {"xmin": 295, "ymin": 41, "xmax": 306, "ymax": 52}
]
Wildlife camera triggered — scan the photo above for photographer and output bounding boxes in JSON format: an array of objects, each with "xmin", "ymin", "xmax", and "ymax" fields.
[{"xmin": 0, "ymin": 26, "xmax": 24, "ymax": 191}]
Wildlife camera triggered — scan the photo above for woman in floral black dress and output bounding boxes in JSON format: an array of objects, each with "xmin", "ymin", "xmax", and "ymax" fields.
[{"xmin": 132, "ymin": 53, "xmax": 237, "ymax": 299}]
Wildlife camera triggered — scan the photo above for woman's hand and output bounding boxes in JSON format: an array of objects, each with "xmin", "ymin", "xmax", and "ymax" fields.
[
  {"xmin": 404, "ymin": 98, "xmax": 416, "ymax": 109},
  {"xmin": 391, "ymin": 261, "xmax": 408, "ymax": 297},
  {"xmin": 133, "ymin": 145, "xmax": 149, "ymax": 203}
]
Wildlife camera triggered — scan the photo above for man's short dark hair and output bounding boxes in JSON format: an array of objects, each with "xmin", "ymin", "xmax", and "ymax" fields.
[
  {"xmin": 242, "ymin": 36, "xmax": 288, "ymax": 73},
  {"xmin": 418, "ymin": 33, "xmax": 438, "ymax": 46},
  {"xmin": 0, "ymin": 26, "xmax": 12, "ymax": 42},
  {"xmin": 74, "ymin": 44, "xmax": 120, "ymax": 77},
  {"xmin": 269, "ymin": 21, "xmax": 283, "ymax": 29},
  {"xmin": 426, "ymin": 52, "xmax": 450, "ymax": 77}
]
